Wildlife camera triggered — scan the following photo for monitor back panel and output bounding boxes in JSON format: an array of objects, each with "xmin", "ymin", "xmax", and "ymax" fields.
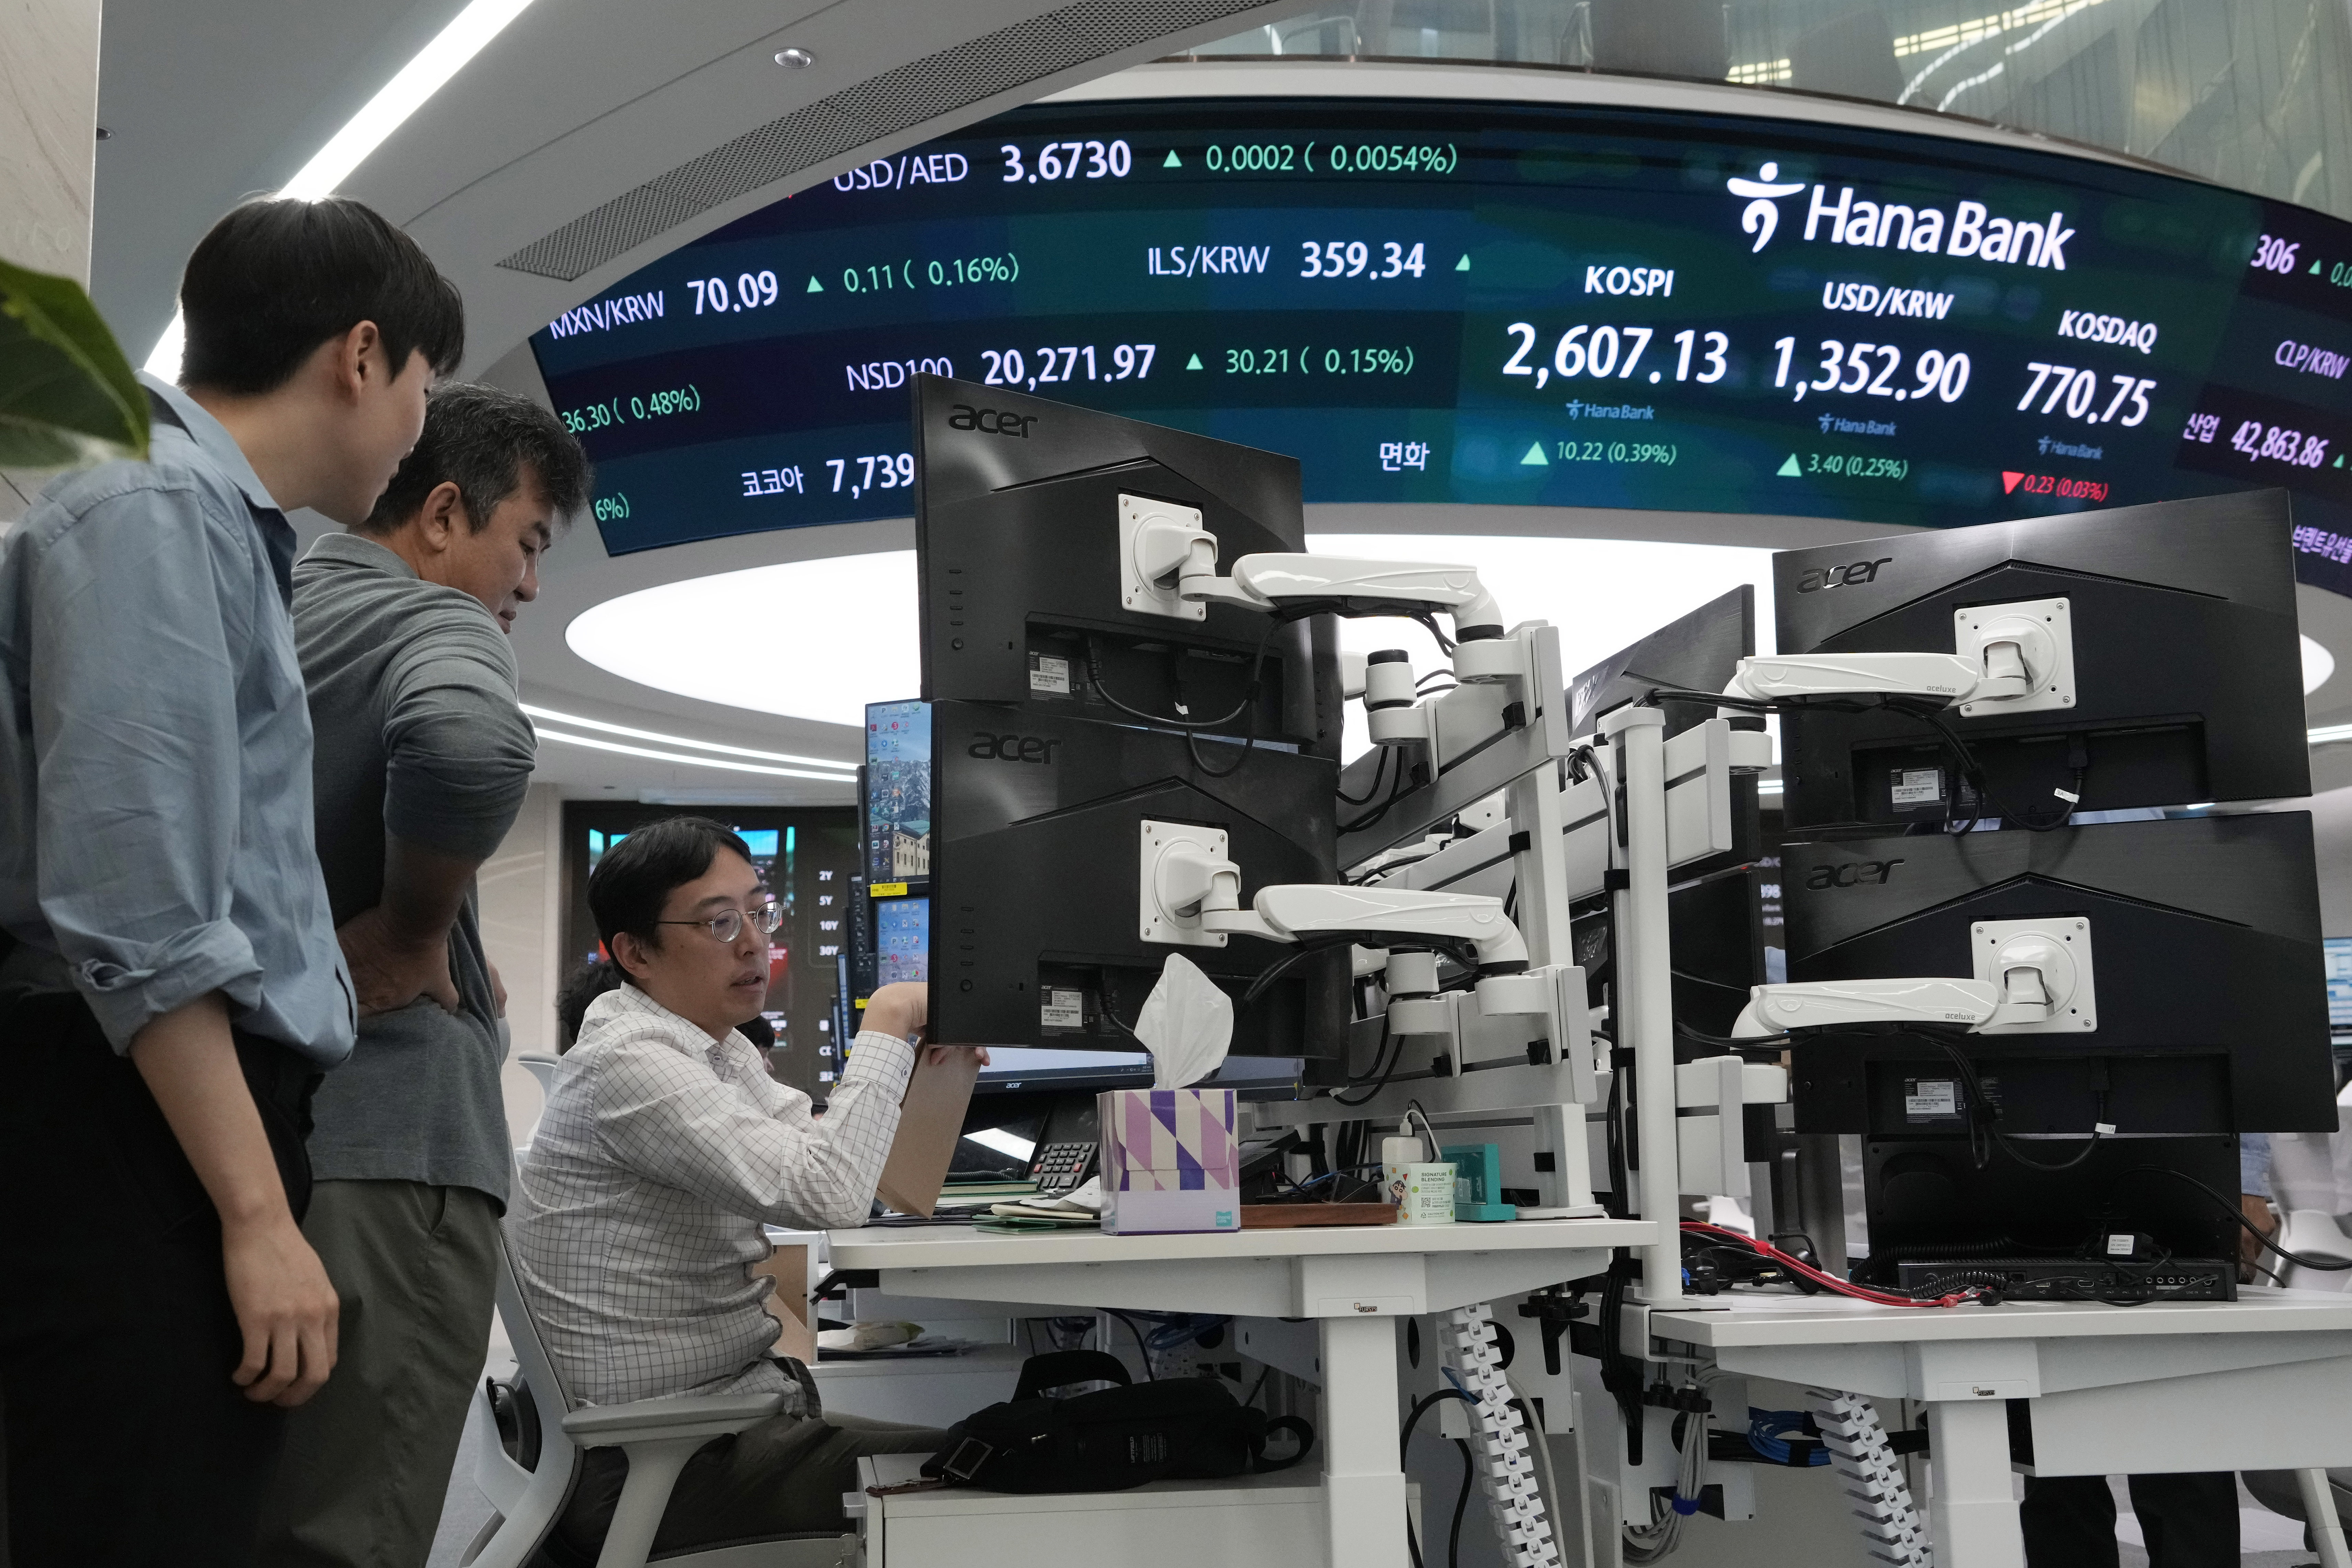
[
  {"xmin": 1773, "ymin": 492, "xmax": 2307, "ymax": 829},
  {"xmin": 1856, "ymin": 1133, "xmax": 2240, "ymax": 1288},
  {"xmin": 1781, "ymin": 812, "xmax": 2333, "ymax": 1133},
  {"xmin": 913, "ymin": 374, "xmax": 1338, "ymax": 757},
  {"xmin": 928, "ymin": 699, "xmax": 1346, "ymax": 1057}
]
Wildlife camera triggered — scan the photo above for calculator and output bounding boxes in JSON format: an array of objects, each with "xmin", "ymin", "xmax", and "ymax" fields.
[{"xmin": 1029, "ymin": 1140, "xmax": 1098, "ymax": 1195}]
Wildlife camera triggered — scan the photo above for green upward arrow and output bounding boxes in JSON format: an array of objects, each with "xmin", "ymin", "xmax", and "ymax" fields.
[
  {"xmin": 1186, "ymin": 352, "xmax": 1204, "ymax": 370},
  {"xmin": 1520, "ymin": 441, "xmax": 1549, "ymax": 466},
  {"xmin": 806, "ymin": 276, "xmax": 824, "ymax": 292},
  {"xmin": 1777, "ymin": 453, "xmax": 1802, "ymax": 476},
  {"xmin": 1456, "ymin": 254, "xmax": 1471, "ymax": 271},
  {"xmin": 1163, "ymin": 149, "xmax": 1182, "ymax": 168}
]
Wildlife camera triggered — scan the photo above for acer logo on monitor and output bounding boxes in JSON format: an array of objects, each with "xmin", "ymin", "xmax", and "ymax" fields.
[
  {"xmin": 1795, "ymin": 556, "xmax": 1894, "ymax": 593},
  {"xmin": 946, "ymin": 404, "xmax": 1035, "ymax": 438},
  {"xmin": 1805, "ymin": 858, "xmax": 1904, "ymax": 889},
  {"xmin": 967, "ymin": 732, "xmax": 1060, "ymax": 763}
]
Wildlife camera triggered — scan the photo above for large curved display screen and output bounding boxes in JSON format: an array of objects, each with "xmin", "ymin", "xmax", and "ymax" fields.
[{"xmin": 531, "ymin": 95, "xmax": 2352, "ymax": 590}]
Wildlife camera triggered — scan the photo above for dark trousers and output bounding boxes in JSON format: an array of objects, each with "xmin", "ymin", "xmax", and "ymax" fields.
[
  {"xmin": 2021, "ymin": 1471, "xmax": 2240, "ymax": 1568},
  {"xmin": 0, "ymin": 989, "xmax": 317, "ymax": 1568},
  {"xmin": 560, "ymin": 1409, "xmax": 945, "ymax": 1560}
]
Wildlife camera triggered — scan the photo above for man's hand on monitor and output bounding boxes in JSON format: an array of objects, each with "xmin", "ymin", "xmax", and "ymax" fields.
[{"xmin": 864, "ymin": 982, "xmax": 926, "ymax": 1042}]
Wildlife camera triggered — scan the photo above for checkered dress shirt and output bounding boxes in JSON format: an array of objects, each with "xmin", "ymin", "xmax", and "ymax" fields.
[{"xmin": 509, "ymin": 983, "xmax": 916, "ymax": 1407}]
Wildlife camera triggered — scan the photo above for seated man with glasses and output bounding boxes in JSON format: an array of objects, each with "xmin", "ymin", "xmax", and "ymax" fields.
[{"xmin": 513, "ymin": 814, "xmax": 964, "ymax": 1558}]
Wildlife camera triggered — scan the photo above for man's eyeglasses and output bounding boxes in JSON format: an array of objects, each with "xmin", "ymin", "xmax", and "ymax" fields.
[{"xmin": 656, "ymin": 903, "xmax": 784, "ymax": 943}]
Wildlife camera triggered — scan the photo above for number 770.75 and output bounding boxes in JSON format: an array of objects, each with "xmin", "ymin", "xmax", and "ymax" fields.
[{"xmin": 2017, "ymin": 363, "xmax": 2154, "ymax": 425}]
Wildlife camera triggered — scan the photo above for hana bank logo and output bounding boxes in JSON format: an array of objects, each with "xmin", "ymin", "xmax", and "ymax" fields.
[
  {"xmin": 1726, "ymin": 160, "xmax": 2076, "ymax": 269},
  {"xmin": 1729, "ymin": 161, "xmax": 1807, "ymax": 253}
]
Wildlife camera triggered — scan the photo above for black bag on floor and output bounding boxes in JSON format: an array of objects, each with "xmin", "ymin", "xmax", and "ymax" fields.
[{"xmin": 921, "ymin": 1349, "xmax": 1313, "ymax": 1493}]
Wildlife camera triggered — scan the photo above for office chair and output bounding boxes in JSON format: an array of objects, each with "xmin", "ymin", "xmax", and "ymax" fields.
[{"xmin": 458, "ymin": 1202, "xmax": 860, "ymax": 1568}]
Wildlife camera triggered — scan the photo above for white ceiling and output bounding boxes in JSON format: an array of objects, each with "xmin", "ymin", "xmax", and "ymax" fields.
[{"xmin": 93, "ymin": 0, "xmax": 1325, "ymax": 378}]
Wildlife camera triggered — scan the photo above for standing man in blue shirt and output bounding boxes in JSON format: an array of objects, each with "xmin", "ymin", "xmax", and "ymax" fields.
[
  {"xmin": 257, "ymin": 383, "xmax": 587, "ymax": 1568},
  {"xmin": 0, "ymin": 196, "xmax": 462, "ymax": 1568}
]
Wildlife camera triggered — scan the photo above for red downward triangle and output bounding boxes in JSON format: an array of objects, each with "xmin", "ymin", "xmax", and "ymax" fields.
[{"xmin": 2002, "ymin": 471, "xmax": 2026, "ymax": 494}]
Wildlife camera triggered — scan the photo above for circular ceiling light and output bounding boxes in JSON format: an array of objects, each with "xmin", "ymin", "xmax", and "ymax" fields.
[
  {"xmin": 566, "ymin": 536, "xmax": 1776, "ymax": 733},
  {"xmin": 2304, "ymin": 632, "xmax": 2336, "ymax": 696},
  {"xmin": 774, "ymin": 46, "xmax": 815, "ymax": 67},
  {"xmin": 567, "ymin": 552, "xmax": 919, "ymax": 727}
]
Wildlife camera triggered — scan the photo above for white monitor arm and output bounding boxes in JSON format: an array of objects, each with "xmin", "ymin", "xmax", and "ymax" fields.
[
  {"xmin": 1723, "ymin": 598, "xmax": 2073, "ymax": 713},
  {"xmin": 1125, "ymin": 504, "xmax": 1506, "ymax": 642},
  {"xmin": 1730, "ymin": 923, "xmax": 2095, "ymax": 1038},
  {"xmin": 1151, "ymin": 838, "xmax": 1553, "ymax": 1022},
  {"xmin": 1181, "ymin": 550, "xmax": 1506, "ymax": 642}
]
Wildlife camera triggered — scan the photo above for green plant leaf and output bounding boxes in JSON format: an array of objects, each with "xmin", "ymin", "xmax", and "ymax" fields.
[{"xmin": 0, "ymin": 257, "xmax": 147, "ymax": 470}]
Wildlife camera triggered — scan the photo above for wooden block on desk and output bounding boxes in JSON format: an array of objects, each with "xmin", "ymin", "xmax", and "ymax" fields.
[{"xmin": 1240, "ymin": 1204, "xmax": 1399, "ymax": 1229}]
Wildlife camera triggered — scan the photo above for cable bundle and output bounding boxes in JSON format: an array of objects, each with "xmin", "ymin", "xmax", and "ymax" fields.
[
  {"xmin": 1810, "ymin": 1390, "xmax": 1932, "ymax": 1568},
  {"xmin": 1438, "ymin": 1304, "xmax": 1563, "ymax": 1568},
  {"xmin": 1680, "ymin": 1222, "xmax": 1987, "ymax": 1308}
]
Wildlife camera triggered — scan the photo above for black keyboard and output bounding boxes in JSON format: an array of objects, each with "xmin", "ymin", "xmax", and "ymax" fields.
[{"xmin": 1030, "ymin": 1140, "xmax": 1097, "ymax": 1195}]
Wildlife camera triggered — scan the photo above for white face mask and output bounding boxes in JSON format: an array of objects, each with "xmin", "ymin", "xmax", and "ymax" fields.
[{"xmin": 1136, "ymin": 952, "xmax": 1234, "ymax": 1089}]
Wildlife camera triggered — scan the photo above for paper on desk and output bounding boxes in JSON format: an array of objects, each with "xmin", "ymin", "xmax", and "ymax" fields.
[
  {"xmin": 987, "ymin": 1177, "xmax": 1103, "ymax": 1224},
  {"xmin": 1137, "ymin": 954, "xmax": 1233, "ymax": 1088}
]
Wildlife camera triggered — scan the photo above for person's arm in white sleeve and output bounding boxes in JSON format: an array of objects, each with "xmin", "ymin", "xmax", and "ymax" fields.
[{"xmin": 597, "ymin": 988, "xmax": 930, "ymax": 1229}]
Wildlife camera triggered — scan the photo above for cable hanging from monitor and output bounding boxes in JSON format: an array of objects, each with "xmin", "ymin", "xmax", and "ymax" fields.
[{"xmin": 1085, "ymin": 617, "xmax": 1286, "ymax": 780}]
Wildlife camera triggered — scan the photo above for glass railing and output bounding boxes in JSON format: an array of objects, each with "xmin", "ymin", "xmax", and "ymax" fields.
[{"xmin": 1173, "ymin": 0, "xmax": 2352, "ymax": 221}]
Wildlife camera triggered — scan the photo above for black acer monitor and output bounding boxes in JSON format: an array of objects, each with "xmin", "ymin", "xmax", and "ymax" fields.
[
  {"xmin": 912, "ymin": 379, "xmax": 1348, "ymax": 1063},
  {"xmin": 1780, "ymin": 811, "xmax": 2333, "ymax": 1281},
  {"xmin": 1567, "ymin": 584, "xmax": 1757, "ymax": 743},
  {"xmin": 913, "ymin": 373, "xmax": 1341, "ymax": 759},
  {"xmin": 1773, "ymin": 491, "xmax": 2309, "ymax": 831},
  {"xmin": 1783, "ymin": 812, "xmax": 2333, "ymax": 1136}
]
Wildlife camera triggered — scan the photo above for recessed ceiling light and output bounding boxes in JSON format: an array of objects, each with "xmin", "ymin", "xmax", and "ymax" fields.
[
  {"xmin": 567, "ymin": 552, "xmax": 921, "ymax": 727},
  {"xmin": 518, "ymin": 703, "xmax": 854, "ymax": 771},
  {"xmin": 774, "ymin": 47, "xmax": 816, "ymax": 68},
  {"xmin": 143, "ymin": 0, "xmax": 540, "ymax": 375}
]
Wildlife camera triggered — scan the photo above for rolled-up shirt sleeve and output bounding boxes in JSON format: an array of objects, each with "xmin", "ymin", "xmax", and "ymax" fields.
[
  {"xmin": 382, "ymin": 613, "xmax": 535, "ymax": 860},
  {"xmin": 595, "ymin": 1031, "xmax": 919, "ymax": 1229},
  {"xmin": 30, "ymin": 484, "xmax": 264, "ymax": 1050}
]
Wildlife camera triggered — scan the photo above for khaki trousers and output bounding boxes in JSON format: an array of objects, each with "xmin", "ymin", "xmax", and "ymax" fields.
[{"xmin": 256, "ymin": 1179, "xmax": 502, "ymax": 1568}]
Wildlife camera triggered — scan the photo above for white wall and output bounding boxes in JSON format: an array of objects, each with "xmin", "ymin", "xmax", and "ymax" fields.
[
  {"xmin": 480, "ymin": 781, "xmax": 564, "ymax": 1139},
  {"xmin": 0, "ymin": 0, "xmax": 102, "ymax": 526}
]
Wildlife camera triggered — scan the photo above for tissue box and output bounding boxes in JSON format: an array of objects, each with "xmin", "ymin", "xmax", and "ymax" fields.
[{"xmin": 1097, "ymin": 1088, "xmax": 1241, "ymax": 1234}]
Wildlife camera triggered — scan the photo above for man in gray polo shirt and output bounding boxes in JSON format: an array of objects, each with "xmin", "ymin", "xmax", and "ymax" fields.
[{"xmin": 258, "ymin": 384, "xmax": 588, "ymax": 1568}]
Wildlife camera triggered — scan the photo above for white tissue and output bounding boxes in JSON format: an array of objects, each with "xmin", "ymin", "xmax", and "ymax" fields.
[{"xmin": 1135, "ymin": 953, "xmax": 1235, "ymax": 1088}]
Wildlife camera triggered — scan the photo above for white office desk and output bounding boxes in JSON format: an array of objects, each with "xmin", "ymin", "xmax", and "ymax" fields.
[
  {"xmin": 1646, "ymin": 1288, "xmax": 2352, "ymax": 1568},
  {"xmin": 828, "ymin": 1216, "xmax": 1653, "ymax": 1568}
]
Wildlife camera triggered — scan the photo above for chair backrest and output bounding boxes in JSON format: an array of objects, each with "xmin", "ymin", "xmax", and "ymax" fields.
[
  {"xmin": 463, "ymin": 1159, "xmax": 592, "ymax": 1568},
  {"xmin": 498, "ymin": 1152, "xmax": 582, "ymax": 1417}
]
